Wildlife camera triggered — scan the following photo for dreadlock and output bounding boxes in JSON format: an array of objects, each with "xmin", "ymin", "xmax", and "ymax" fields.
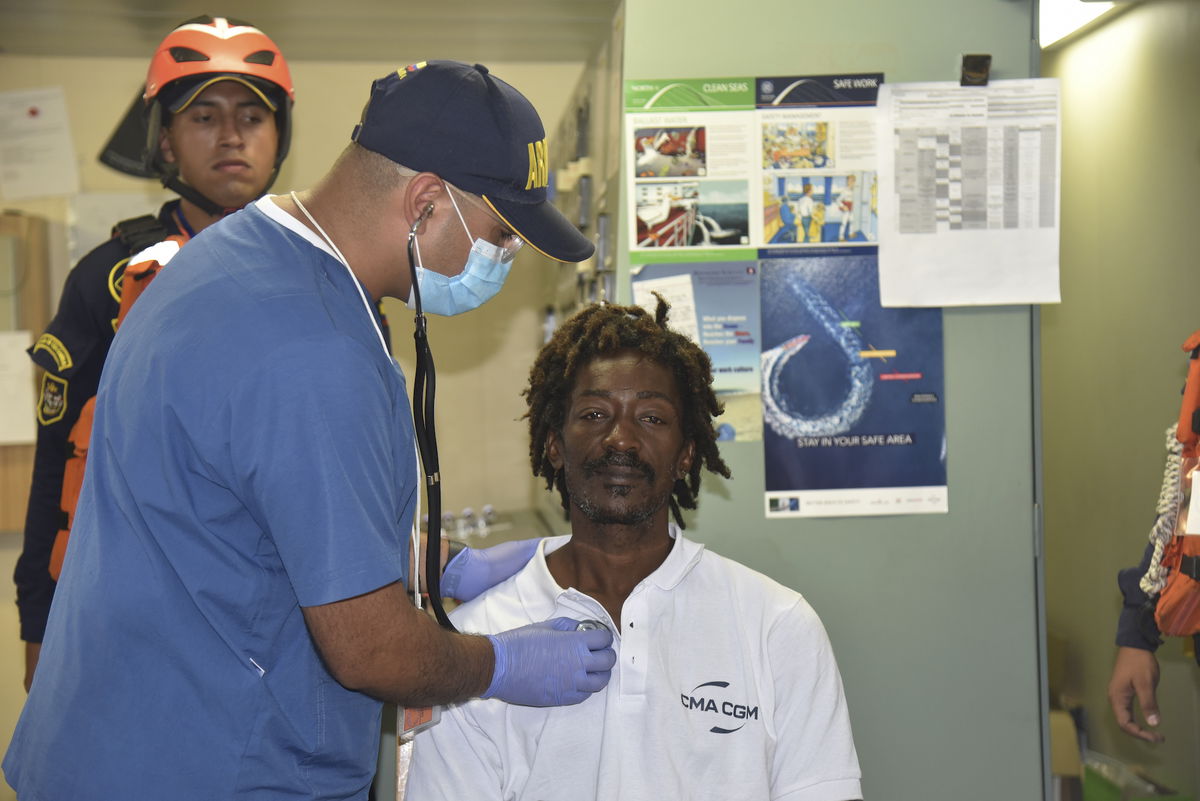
[{"xmin": 524, "ymin": 294, "xmax": 731, "ymax": 529}]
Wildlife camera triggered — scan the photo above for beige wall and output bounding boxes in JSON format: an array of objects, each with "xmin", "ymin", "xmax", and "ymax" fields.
[
  {"xmin": 1041, "ymin": 0, "xmax": 1200, "ymax": 793},
  {"xmin": 0, "ymin": 54, "xmax": 585, "ymax": 519}
]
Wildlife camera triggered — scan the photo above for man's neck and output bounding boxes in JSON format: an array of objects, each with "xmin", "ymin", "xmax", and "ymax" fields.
[
  {"xmin": 545, "ymin": 513, "xmax": 673, "ymax": 626},
  {"xmin": 279, "ymin": 183, "xmax": 406, "ymax": 304},
  {"xmin": 177, "ymin": 198, "xmax": 222, "ymax": 236}
]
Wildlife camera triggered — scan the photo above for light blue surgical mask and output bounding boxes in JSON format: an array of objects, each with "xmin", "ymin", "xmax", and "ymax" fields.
[{"xmin": 407, "ymin": 184, "xmax": 521, "ymax": 316}]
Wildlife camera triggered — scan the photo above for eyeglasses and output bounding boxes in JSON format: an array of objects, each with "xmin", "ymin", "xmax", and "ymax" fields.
[{"xmin": 444, "ymin": 182, "xmax": 524, "ymax": 263}]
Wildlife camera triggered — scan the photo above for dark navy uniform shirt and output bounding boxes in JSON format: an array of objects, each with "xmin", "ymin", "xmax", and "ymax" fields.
[
  {"xmin": 1117, "ymin": 538, "xmax": 1200, "ymax": 662},
  {"xmin": 14, "ymin": 201, "xmax": 185, "ymax": 642}
]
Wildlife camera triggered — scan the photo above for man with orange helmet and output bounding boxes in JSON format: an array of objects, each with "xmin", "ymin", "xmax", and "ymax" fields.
[{"xmin": 14, "ymin": 15, "xmax": 294, "ymax": 690}]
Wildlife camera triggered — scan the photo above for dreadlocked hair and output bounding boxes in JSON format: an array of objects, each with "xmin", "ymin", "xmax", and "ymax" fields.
[{"xmin": 524, "ymin": 294, "xmax": 731, "ymax": 529}]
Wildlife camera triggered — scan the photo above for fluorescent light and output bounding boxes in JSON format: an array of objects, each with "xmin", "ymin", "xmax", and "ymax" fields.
[{"xmin": 1040, "ymin": 0, "xmax": 1116, "ymax": 48}]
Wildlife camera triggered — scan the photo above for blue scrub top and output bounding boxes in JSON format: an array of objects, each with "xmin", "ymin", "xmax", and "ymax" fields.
[{"xmin": 4, "ymin": 203, "xmax": 417, "ymax": 800}]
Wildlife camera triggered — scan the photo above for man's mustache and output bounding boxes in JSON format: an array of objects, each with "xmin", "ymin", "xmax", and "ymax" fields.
[{"xmin": 582, "ymin": 450, "xmax": 655, "ymax": 481}]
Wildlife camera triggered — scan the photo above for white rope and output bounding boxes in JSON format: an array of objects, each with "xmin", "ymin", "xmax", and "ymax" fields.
[{"xmin": 1139, "ymin": 424, "xmax": 1184, "ymax": 597}]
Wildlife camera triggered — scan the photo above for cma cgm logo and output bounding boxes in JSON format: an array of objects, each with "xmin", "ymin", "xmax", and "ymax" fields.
[{"xmin": 680, "ymin": 680, "xmax": 759, "ymax": 734}]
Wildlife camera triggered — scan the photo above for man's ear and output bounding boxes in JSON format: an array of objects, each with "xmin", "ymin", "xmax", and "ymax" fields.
[
  {"xmin": 676, "ymin": 440, "xmax": 696, "ymax": 479},
  {"xmin": 158, "ymin": 127, "xmax": 176, "ymax": 165},
  {"xmin": 403, "ymin": 172, "xmax": 449, "ymax": 232},
  {"xmin": 546, "ymin": 429, "xmax": 564, "ymax": 471}
]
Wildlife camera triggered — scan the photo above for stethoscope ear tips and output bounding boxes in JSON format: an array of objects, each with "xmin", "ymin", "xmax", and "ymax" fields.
[{"xmin": 410, "ymin": 204, "xmax": 435, "ymax": 237}]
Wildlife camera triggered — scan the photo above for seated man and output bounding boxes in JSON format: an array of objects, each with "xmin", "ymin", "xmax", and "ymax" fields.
[{"xmin": 407, "ymin": 297, "xmax": 861, "ymax": 801}]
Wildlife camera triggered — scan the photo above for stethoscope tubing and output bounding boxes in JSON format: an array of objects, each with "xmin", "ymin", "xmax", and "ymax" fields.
[{"xmin": 408, "ymin": 210, "xmax": 456, "ymax": 631}]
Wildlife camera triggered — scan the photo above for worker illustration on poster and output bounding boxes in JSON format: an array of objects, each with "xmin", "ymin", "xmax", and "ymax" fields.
[
  {"xmin": 763, "ymin": 172, "xmax": 878, "ymax": 245},
  {"xmin": 760, "ymin": 252, "xmax": 947, "ymax": 517},
  {"xmin": 758, "ymin": 73, "xmax": 881, "ymax": 249}
]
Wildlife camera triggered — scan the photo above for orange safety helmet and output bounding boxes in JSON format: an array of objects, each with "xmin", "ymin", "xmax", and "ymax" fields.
[
  {"xmin": 100, "ymin": 16, "xmax": 295, "ymax": 214},
  {"xmin": 144, "ymin": 17, "xmax": 294, "ymax": 109}
]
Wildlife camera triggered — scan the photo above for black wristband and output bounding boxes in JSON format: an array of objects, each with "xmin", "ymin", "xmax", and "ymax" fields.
[{"xmin": 444, "ymin": 539, "xmax": 467, "ymax": 574}]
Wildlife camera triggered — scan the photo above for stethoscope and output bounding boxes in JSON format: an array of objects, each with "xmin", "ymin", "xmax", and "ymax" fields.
[
  {"xmin": 406, "ymin": 204, "xmax": 457, "ymax": 631},
  {"xmin": 291, "ymin": 193, "xmax": 456, "ymax": 632}
]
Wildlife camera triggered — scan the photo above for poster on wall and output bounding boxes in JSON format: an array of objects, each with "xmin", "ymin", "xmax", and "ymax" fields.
[
  {"xmin": 756, "ymin": 73, "xmax": 881, "ymax": 251},
  {"xmin": 624, "ymin": 73, "xmax": 883, "ymax": 254},
  {"xmin": 760, "ymin": 251, "xmax": 947, "ymax": 517},
  {"xmin": 630, "ymin": 260, "xmax": 762, "ymax": 442},
  {"xmin": 624, "ymin": 77, "xmax": 756, "ymax": 251}
]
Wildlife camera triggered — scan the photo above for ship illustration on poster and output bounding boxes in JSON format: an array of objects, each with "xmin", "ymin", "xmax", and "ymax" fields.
[
  {"xmin": 762, "ymin": 287, "xmax": 873, "ymax": 440},
  {"xmin": 761, "ymin": 252, "xmax": 946, "ymax": 515},
  {"xmin": 636, "ymin": 182, "xmax": 699, "ymax": 247},
  {"xmin": 636, "ymin": 181, "xmax": 748, "ymax": 248}
]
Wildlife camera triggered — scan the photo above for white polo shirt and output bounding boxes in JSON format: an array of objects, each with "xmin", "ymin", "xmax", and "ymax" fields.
[{"xmin": 407, "ymin": 529, "xmax": 861, "ymax": 801}]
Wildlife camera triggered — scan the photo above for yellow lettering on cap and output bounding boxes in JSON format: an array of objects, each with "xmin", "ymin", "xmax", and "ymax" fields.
[{"xmin": 525, "ymin": 139, "xmax": 549, "ymax": 190}]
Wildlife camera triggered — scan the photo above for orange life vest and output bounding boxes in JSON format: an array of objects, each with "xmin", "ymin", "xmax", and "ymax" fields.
[
  {"xmin": 49, "ymin": 235, "xmax": 187, "ymax": 580},
  {"xmin": 1153, "ymin": 329, "xmax": 1200, "ymax": 637}
]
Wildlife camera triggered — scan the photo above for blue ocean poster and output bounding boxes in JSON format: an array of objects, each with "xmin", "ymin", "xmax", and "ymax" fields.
[
  {"xmin": 760, "ymin": 252, "xmax": 947, "ymax": 517},
  {"xmin": 631, "ymin": 260, "xmax": 762, "ymax": 442}
]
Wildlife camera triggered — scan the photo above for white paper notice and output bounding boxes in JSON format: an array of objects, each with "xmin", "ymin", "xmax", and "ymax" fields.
[
  {"xmin": 0, "ymin": 87, "xmax": 81, "ymax": 201},
  {"xmin": 876, "ymin": 78, "xmax": 1061, "ymax": 307},
  {"xmin": 0, "ymin": 331, "xmax": 36, "ymax": 445},
  {"xmin": 630, "ymin": 273, "xmax": 700, "ymax": 344}
]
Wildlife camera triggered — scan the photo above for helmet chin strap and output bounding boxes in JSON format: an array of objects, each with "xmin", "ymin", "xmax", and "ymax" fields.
[
  {"xmin": 162, "ymin": 174, "xmax": 228, "ymax": 218},
  {"xmin": 162, "ymin": 166, "xmax": 281, "ymax": 219}
]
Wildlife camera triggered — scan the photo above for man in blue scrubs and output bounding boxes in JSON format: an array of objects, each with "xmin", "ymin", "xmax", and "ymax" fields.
[{"xmin": 4, "ymin": 60, "xmax": 613, "ymax": 800}]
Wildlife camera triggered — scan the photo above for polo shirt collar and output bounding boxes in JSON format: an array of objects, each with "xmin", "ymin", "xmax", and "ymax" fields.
[{"xmin": 512, "ymin": 524, "xmax": 706, "ymax": 622}]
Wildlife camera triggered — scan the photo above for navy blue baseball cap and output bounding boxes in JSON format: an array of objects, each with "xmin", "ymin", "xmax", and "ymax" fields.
[{"xmin": 352, "ymin": 60, "xmax": 593, "ymax": 264}]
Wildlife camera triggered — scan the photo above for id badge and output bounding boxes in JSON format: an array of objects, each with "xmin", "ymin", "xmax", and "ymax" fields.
[
  {"xmin": 1183, "ymin": 457, "xmax": 1198, "ymax": 535},
  {"xmin": 399, "ymin": 704, "xmax": 440, "ymax": 737},
  {"xmin": 396, "ymin": 706, "xmax": 440, "ymax": 799}
]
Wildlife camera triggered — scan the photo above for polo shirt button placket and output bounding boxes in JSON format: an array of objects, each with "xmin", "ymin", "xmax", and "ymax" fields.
[{"xmin": 620, "ymin": 592, "xmax": 648, "ymax": 697}]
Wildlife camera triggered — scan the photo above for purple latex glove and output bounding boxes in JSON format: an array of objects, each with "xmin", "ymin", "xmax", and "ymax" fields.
[
  {"xmin": 441, "ymin": 538, "xmax": 541, "ymax": 601},
  {"xmin": 483, "ymin": 617, "xmax": 616, "ymax": 707}
]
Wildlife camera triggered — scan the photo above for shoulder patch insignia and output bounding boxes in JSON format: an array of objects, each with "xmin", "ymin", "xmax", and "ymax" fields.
[
  {"xmin": 32, "ymin": 333, "xmax": 73, "ymax": 372},
  {"xmin": 37, "ymin": 373, "xmax": 68, "ymax": 426},
  {"xmin": 109, "ymin": 258, "xmax": 129, "ymax": 303}
]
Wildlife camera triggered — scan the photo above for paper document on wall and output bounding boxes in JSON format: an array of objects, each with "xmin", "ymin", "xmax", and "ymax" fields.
[
  {"xmin": 631, "ymin": 273, "xmax": 700, "ymax": 344},
  {"xmin": 876, "ymin": 78, "xmax": 1061, "ymax": 307},
  {"xmin": 0, "ymin": 331, "xmax": 36, "ymax": 444},
  {"xmin": 0, "ymin": 87, "xmax": 80, "ymax": 200}
]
